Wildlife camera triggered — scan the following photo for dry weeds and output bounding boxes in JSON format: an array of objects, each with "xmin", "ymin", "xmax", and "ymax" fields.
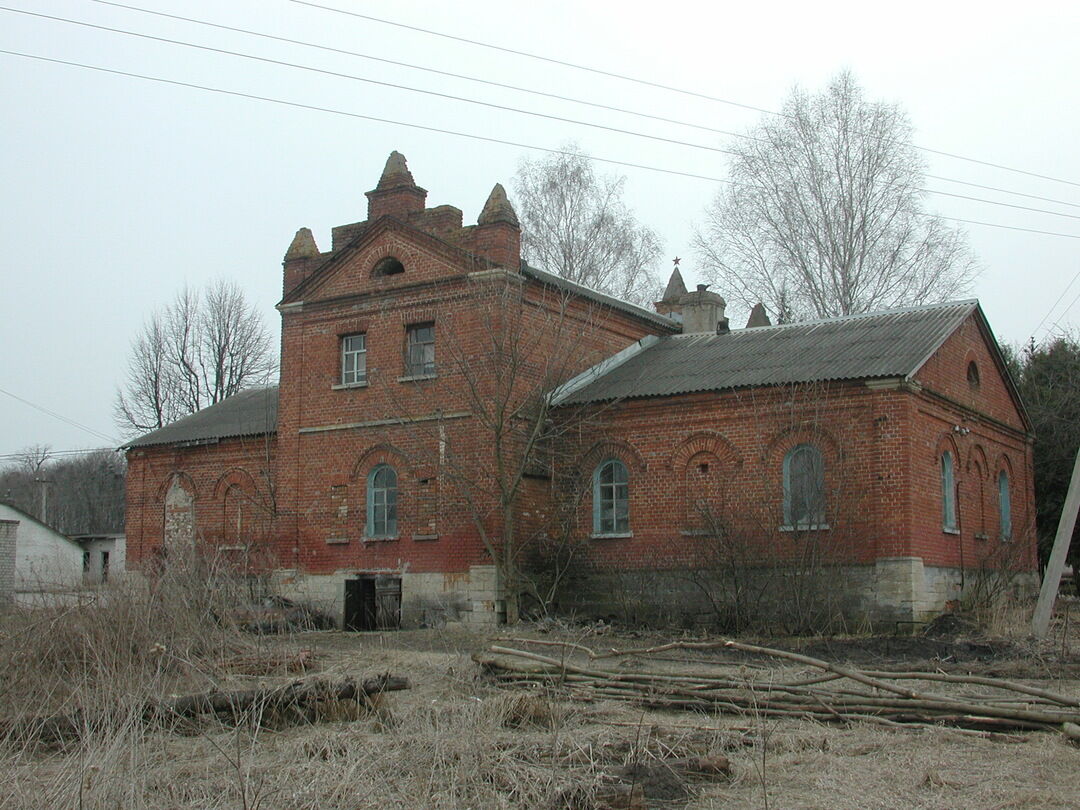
[{"xmin": 3, "ymin": 587, "xmax": 1080, "ymax": 809}]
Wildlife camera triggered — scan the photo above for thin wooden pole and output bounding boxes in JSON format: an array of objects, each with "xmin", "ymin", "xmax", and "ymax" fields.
[{"xmin": 1033, "ymin": 447, "xmax": 1080, "ymax": 638}]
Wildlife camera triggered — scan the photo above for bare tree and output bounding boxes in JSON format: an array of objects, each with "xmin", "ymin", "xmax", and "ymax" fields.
[
  {"xmin": 379, "ymin": 274, "xmax": 619, "ymax": 622},
  {"xmin": 513, "ymin": 145, "xmax": 663, "ymax": 307},
  {"xmin": 115, "ymin": 280, "xmax": 274, "ymax": 434},
  {"xmin": 694, "ymin": 71, "xmax": 978, "ymax": 321}
]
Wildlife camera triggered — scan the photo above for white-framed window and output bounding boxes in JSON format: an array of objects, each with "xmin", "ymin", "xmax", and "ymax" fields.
[
  {"xmin": 366, "ymin": 464, "xmax": 398, "ymax": 538},
  {"xmin": 341, "ymin": 334, "xmax": 367, "ymax": 385},
  {"xmin": 593, "ymin": 458, "xmax": 629, "ymax": 535},
  {"xmin": 941, "ymin": 451, "xmax": 958, "ymax": 532},
  {"xmin": 998, "ymin": 469, "xmax": 1012, "ymax": 540},
  {"xmin": 783, "ymin": 444, "xmax": 826, "ymax": 528},
  {"xmin": 405, "ymin": 323, "xmax": 435, "ymax": 377}
]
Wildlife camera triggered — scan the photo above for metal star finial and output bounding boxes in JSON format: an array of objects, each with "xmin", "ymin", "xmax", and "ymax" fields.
[{"xmin": 672, "ymin": 256, "xmax": 681, "ymax": 267}]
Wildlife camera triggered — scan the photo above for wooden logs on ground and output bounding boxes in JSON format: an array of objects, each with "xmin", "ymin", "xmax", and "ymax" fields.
[
  {"xmin": 4, "ymin": 674, "xmax": 409, "ymax": 745},
  {"xmin": 475, "ymin": 639, "xmax": 1080, "ymax": 739}
]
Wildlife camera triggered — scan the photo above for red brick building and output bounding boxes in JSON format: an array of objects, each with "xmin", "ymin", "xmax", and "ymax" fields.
[{"xmin": 124, "ymin": 152, "xmax": 1036, "ymax": 629}]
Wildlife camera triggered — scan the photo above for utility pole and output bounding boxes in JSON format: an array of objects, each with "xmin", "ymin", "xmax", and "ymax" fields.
[{"xmin": 1033, "ymin": 447, "xmax": 1080, "ymax": 638}]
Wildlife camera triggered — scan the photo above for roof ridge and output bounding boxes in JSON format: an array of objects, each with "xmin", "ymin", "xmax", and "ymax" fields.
[
  {"xmin": 519, "ymin": 262, "xmax": 677, "ymax": 329},
  {"xmin": 667, "ymin": 298, "xmax": 979, "ymax": 339}
]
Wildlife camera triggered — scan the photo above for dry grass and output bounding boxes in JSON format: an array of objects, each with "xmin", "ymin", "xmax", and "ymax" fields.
[{"xmin": 3, "ymin": 589, "xmax": 1080, "ymax": 809}]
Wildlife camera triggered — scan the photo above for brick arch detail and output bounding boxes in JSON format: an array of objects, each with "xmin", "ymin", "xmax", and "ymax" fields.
[
  {"xmin": 966, "ymin": 444, "xmax": 988, "ymax": 480},
  {"xmin": 580, "ymin": 439, "xmax": 647, "ymax": 474},
  {"xmin": 668, "ymin": 431, "xmax": 742, "ymax": 471},
  {"xmin": 349, "ymin": 443, "xmax": 415, "ymax": 482},
  {"xmin": 934, "ymin": 432, "xmax": 962, "ymax": 464},
  {"xmin": 213, "ymin": 467, "xmax": 259, "ymax": 500},
  {"xmin": 157, "ymin": 471, "xmax": 197, "ymax": 501},
  {"xmin": 762, "ymin": 424, "xmax": 841, "ymax": 467}
]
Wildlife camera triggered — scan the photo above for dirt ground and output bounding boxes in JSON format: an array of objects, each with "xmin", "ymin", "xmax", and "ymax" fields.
[{"xmin": 6, "ymin": 614, "xmax": 1080, "ymax": 809}]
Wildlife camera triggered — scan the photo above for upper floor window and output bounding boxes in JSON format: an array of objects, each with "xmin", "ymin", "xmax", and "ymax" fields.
[
  {"xmin": 405, "ymin": 323, "xmax": 436, "ymax": 377},
  {"xmin": 998, "ymin": 470, "xmax": 1012, "ymax": 540},
  {"xmin": 783, "ymin": 444, "xmax": 825, "ymax": 528},
  {"xmin": 593, "ymin": 458, "xmax": 629, "ymax": 535},
  {"xmin": 966, "ymin": 361, "xmax": 981, "ymax": 387},
  {"xmin": 366, "ymin": 464, "xmax": 398, "ymax": 538},
  {"xmin": 342, "ymin": 334, "xmax": 367, "ymax": 385},
  {"xmin": 941, "ymin": 451, "xmax": 958, "ymax": 532}
]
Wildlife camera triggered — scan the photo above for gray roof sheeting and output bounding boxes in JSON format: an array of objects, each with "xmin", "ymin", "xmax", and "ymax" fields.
[
  {"xmin": 124, "ymin": 387, "xmax": 278, "ymax": 448},
  {"xmin": 556, "ymin": 300, "xmax": 978, "ymax": 405}
]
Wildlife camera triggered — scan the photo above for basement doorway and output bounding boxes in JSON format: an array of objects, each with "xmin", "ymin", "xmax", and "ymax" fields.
[{"xmin": 344, "ymin": 576, "xmax": 401, "ymax": 631}]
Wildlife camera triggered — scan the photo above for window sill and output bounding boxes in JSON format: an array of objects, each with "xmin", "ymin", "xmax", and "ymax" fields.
[
  {"xmin": 332, "ymin": 381, "xmax": 368, "ymax": 390},
  {"xmin": 779, "ymin": 524, "xmax": 830, "ymax": 532},
  {"xmin": 942, "ymin": 527, "xmax": 960, "ymax": 535},
  {"xmin": 591, "ymin": 531, "xmax": 633, "ymax": 540},
  {"xmin": 398, "ymin": 373, "xmax": 437, "ymax": 383},
  {"xmin": 412, "ymin": 533, "xmax": 439, "ymax": 542},
  {"xmin": 362, "ymin": 535, "xmax": 398, "ymax": 543},
  {"xmin": 325, "ymin": 536, "xmax": 349, "ymax": 545}
]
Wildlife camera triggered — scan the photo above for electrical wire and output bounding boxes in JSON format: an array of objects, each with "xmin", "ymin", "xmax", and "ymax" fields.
[
  {"xmin": 6, "ymin": 5, "xmax": 1080, "ymax": 223},
  {"xmin": 0, "ymin": 386, "xmax": 118, "ymax": 443},
  {"xmin": 80, "ymin": 0, "xmax": 1080, "ymax": 212},
  {"xmin": 4, "ymin": 47, "xmax": 1080, "ymax": 243},
  {"xmin": 291, "ymin": 0, "xmax": 1080, "ymax": 191},
  {"xmin": 1030, "ymin": 269, "xmax": 1080, "ymax": 339}
]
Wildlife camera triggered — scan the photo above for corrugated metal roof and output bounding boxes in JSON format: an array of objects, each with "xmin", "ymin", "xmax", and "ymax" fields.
[
  {"xmin": 124, "ymin": 387, "xmax": 278, "ymax": 448},
  {"xmin": 519, "ymin": 262, "xmax": 678, "ymax": 330},
  {"xmin": 556, "ymin": 300, "xmax": 978, "ymax": 405}
]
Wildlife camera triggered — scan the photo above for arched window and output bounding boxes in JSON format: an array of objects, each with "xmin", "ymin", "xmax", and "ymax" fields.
[
  {"xmin": 783, "ymin": 444, "xmax": 825, "ymax": 528},
  {"xmin": 998, "ymin": 470, "xmax": 1012, "ymax": 540},
  {"xmin": 593, "ymin": 459, "xmax": 629, "ymax": 535},
  {"xmin": 366, "ymin": 464, "xmax": 398, "ymax": 538},
  {"xmin": 941, "ymin": 451, "xmax": 957, "ymax": 531}
]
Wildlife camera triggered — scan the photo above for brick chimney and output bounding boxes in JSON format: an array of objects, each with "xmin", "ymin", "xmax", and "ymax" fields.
[
  {"xmin": 365, "ymin": 151, "xmax": 427, "ymax": 221},
  {"xmin": 282, "ymin": 227, "xmax": 321, "ymax": 297},
  {"xmin": 470, "ymin": 183, "xmax": 521, "ymax": 269},
  {"xmin": 680, "ymin": 284, "xmax": 729, "ymax": 334}
]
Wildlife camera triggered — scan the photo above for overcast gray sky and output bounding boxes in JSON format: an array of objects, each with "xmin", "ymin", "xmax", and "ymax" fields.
[{"xmin": 2, "ymin": 0, "xmax": 1078, "ymax": 459}]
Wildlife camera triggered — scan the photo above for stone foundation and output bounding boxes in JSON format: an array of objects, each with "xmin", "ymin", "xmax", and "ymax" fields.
[
  {"xmin": 552, "ymin": 557, "xmax": 1038, "ymax": 631},
  {"xmin": 274, "ymin": 563, "xmax": 504, "ymax": 628}
]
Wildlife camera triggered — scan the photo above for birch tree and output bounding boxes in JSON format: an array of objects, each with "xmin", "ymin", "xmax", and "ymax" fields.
[{"xmin": 695, "ymin": 71, "xmax": 977, "ymax": 321}]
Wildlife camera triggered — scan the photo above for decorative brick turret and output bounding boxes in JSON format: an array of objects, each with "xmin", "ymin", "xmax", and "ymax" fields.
[
  {"xmin": 365, "ymin": 151, "xmax": 428, "ymax": 221},
  {"xmin": 466, "ymin": 183, "xmax": 520, "ymax": 269},
  {"xmin": 282, "ymin": 227, "xmax": 321, "ymax": 297}
]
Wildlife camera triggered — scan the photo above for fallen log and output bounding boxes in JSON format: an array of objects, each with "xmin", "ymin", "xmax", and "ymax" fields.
[{"xmin": 4, "ymin": 674, "xmax": 409, "ymax": 746}]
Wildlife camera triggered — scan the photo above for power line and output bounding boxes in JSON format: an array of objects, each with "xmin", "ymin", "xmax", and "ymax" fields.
[
  {"xmin": 8, "ymin": 6, "xmax": 1080, "ymax": 225},
  {"xmin": 0, "ymin": 386, "xmax": 118, "ymax": 443},
  {"xmin": 1030, "ymin": 269, "xmax": 1080, "ymax": 339},
  {"xmin": 82, "ymin": 0, "xmax": 760, "ymax": 145},
  {"xmin": 1044, "ymin": 287, "xmax": 1080, "ymax": 339},
  {"xmin": 5, "ymin": 47, "xmax": 1080, "ymax": 244},
  {"xmin": 82, "ymin": 0, "xmax": 1080, "ymax": 213},
  {"xmin": 0, "ymin": 6, "xmax": 744, "ymax": 160},
  {"xmin": 0, "ymin": 447, "xmax": 118, "ymax": 461},
  {"xmin": 291, "ymin": 0, "xmax": 1080, "ymax": 192}
]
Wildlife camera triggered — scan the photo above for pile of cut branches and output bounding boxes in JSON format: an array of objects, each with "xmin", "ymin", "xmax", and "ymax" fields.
[{"xmin": 475, "ymin": 639, "xmax": 1080, "ymax": 739}]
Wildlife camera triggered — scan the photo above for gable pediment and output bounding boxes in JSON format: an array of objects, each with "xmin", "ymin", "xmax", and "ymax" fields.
[{"xmin": 281, "ymin": 217, "xmax": 492, "ymax": 305}]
